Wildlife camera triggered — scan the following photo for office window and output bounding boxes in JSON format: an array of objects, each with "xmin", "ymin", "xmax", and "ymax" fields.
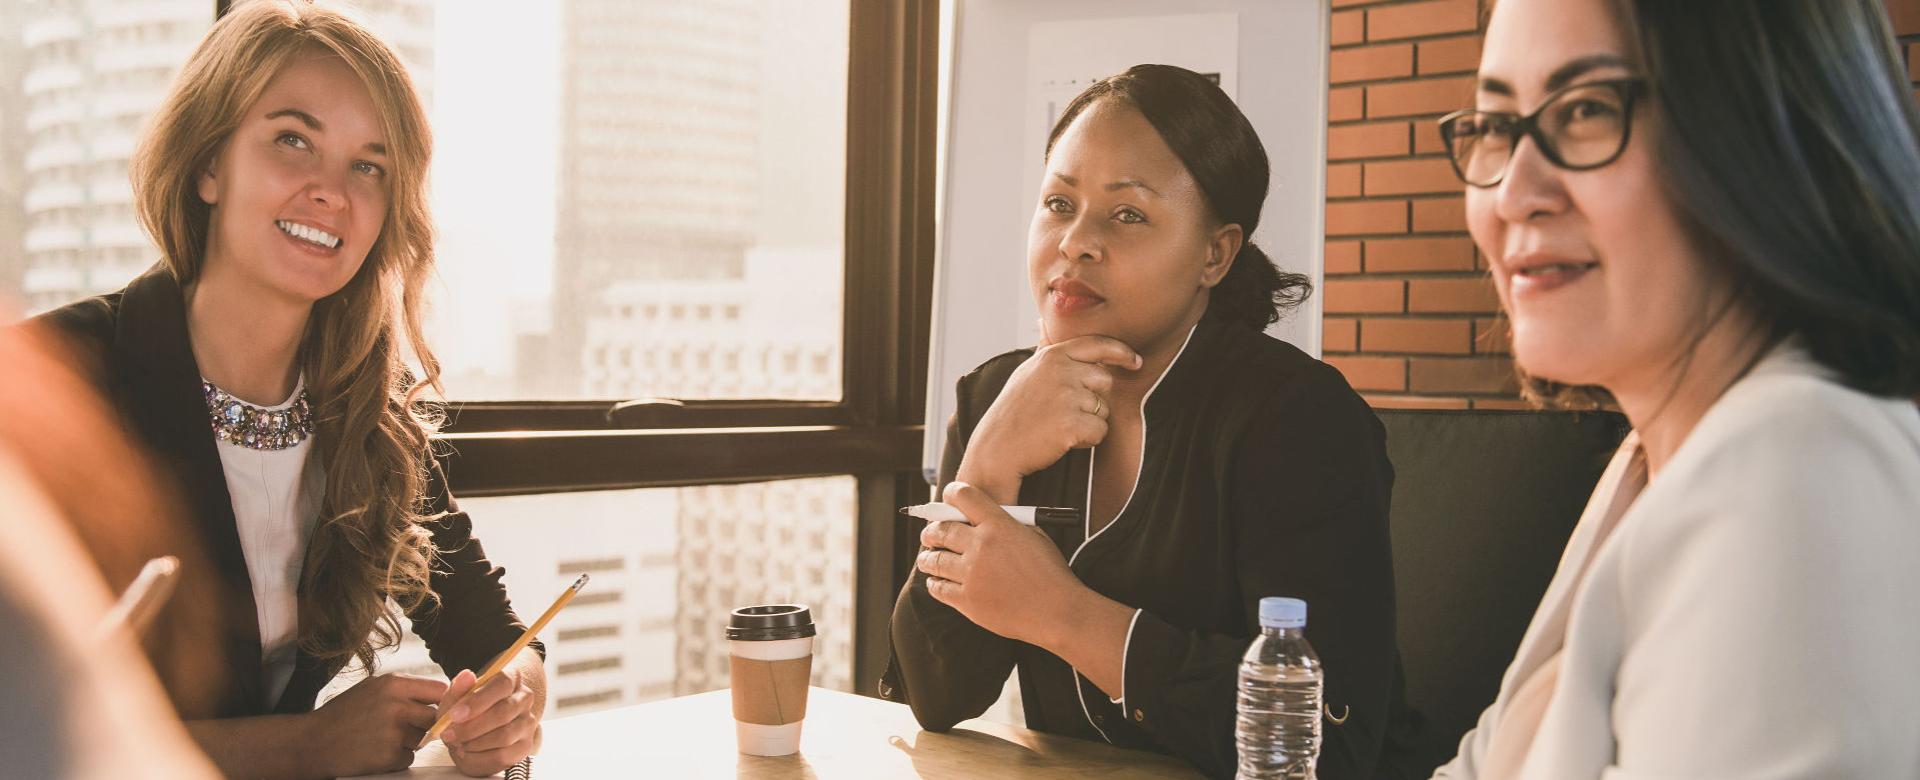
[
  {"xmin": 8, "ymin": 0, "xmax": 935, "ymax": 713},
  {"xmin": 329, "ymin": 478, "xmax": 858, "ymax": 719},
  {"xmin": 352, "ymin": 0, "xmax": 850, "ymax": 402}
]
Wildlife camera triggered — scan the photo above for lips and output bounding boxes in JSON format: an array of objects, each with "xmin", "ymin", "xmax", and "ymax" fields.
[
  {"xmin": 1046, "ymin": 277, "xmax": 1105, "ymax": 315},
  {"xmin": 1503, "ymin": 253, "xmax": 1599, "ymax": 298}
]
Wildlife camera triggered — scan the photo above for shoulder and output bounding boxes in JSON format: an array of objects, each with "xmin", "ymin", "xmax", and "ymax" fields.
[
  {"xmin": 1665, "ymin": 356, "xmax": 1920, "ymax": 507},
  {"xmin": 23, "ymin": 291, "xmax": 126, "ymax": 388},
  {"xmin": 1620, "ymin": 355, "xmax": 1920, "ymax": 589},
  {"xmin": 29, "ymin": 291, "xmax": 122, "ymax": 351},
  {"xmin": 1208, "ymin": 326, "xmax": 1374, "ymax": 431}
]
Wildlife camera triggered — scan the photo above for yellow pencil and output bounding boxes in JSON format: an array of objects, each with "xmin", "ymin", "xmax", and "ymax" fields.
[{"xmin": 418, "ymin": 573, "xmax": 589, "ymax": 749}]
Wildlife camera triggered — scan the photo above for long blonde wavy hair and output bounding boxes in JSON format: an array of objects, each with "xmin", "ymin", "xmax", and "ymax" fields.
[{"xmin": 129, "ymin": 0, "xmax": 442, "ymax": 672}]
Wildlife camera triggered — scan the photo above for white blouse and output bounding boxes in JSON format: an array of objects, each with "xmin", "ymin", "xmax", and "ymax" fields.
[{"xmin": 210, "ymin": 377, "xmax": 325, "ymax": 709}]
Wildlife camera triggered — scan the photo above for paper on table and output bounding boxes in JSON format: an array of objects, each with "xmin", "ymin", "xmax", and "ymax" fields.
[{"xmin": 346, "ymin": 742, "xmax": 505, "ymax": 779}]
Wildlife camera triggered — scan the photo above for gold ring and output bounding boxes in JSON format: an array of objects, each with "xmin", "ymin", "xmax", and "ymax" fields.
[{"xmin": 1091, "ymin": 397, "xmax": 1104, "ymax": 417}]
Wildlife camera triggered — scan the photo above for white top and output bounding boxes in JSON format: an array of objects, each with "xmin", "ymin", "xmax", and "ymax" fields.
[
  {"xmin": 210, "ymin": 377, "xmax": 325, "ymax": 709},
  {"xmin": 1434, "ymin": 343, "xmax": 1920, "ymax": 779}
]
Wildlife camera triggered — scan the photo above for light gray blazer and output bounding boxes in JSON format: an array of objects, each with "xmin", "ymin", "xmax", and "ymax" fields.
[{"xmin": 1434, "ymin": 343, "xmax": 1920, "ymax": 779}]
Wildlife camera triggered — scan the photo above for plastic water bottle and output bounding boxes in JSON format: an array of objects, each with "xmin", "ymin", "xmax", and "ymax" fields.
[{"xmin": 1236, "ymin": 597, "xmax": 1323, "ymax": 780}]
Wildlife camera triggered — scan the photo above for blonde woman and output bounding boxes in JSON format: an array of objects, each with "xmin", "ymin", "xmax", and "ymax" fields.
[{"xmin": 33, "ymin": 3, "xmax": 544, "ymax": 777}]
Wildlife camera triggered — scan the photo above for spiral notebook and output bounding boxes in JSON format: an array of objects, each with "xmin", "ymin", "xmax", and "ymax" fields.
[{"xmin": 352, "ymin": 744, "xmax": 530, "ymax": 778}]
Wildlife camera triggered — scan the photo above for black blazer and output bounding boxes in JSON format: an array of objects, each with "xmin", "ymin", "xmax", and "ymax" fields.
[
  {"xmin": 886, "ymin": 314, "xmax": 1429, "ymax": 779},
  {"xmin": 34, "ymin": 264, "xmax": 536, "ymax": 719}
]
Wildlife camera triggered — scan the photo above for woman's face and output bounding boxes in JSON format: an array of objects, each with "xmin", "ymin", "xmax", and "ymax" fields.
[
  {"xmin": 197, "ymin": 49, "xmax": 390, "ymax": 305},
  {"xmin": 1028, "ymin": 99, "xmax": 1238, "ymax": 354},
  {"xmin": 1471, "ymin": 0, "xmax": 1730, "ymax": 392}
]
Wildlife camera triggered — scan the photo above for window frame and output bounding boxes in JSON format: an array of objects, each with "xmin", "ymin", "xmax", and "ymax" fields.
[{"xmin": 212, "ymin": 0, "xmax": 940, "ymax": 698}]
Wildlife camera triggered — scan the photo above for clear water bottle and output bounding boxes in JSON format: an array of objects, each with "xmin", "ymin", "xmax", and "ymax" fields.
[{"xmin": 1236, "ymin": 597, "xmax": 1323, "ymax": 780}]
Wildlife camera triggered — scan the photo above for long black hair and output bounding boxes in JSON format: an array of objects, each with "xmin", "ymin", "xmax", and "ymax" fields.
[
  {"xmin": 1537, "ymin": 0, "xmax": 1920, "ymax": 405},
  {"xmin": 1045, "ymin": 64, "xmax": 1311, "ymax": 331}
]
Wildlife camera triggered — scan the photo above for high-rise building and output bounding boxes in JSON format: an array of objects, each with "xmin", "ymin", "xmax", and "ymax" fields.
[
  {"xmin": 551, "ymin": 0, "xmax": 765, "ymax": 393},
  {"xmin": 0, "ymin": 0, "xmax": 27, "ymax": 305},
  {"xmin": 15, "ymin": 0, "xmax": 207, "ymax": 313}
]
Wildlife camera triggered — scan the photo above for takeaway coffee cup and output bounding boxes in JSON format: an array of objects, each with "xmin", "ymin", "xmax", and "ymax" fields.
[{"xmin": 727, "ymin": 604, "xmax": 816, "ymax": 756}]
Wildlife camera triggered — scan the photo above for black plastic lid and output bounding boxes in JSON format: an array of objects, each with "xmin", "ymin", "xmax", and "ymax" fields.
[{"xmin": 726, "ymin": 604, "xmax": 816, "ymax": 641}]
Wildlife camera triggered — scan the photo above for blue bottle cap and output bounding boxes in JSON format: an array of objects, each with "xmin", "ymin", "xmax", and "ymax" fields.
[{"xmin": 1258, "ymin": 597, "xmax": 1307, "ymax": 629}]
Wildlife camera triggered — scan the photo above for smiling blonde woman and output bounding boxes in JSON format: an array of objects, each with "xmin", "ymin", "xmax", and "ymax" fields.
[{"xmin": 31, "ymin": 2, "xmax": 545, "ymax": 777}]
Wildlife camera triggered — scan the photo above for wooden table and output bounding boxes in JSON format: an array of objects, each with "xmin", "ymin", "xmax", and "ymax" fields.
[{"xmin": 360, "ymin": 686, "xmax": 1205, "ymax": 779}]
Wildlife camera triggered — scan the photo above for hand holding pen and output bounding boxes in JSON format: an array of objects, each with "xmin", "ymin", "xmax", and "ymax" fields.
[{"xmin": 901, "ymin": 502, "xmax": 1083, "ymax": 530}]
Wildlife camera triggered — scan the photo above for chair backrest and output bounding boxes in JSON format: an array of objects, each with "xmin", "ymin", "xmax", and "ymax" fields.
[{"xmin": 1376, "ymin": 409, "xmax": 1629, "ymax": 766}]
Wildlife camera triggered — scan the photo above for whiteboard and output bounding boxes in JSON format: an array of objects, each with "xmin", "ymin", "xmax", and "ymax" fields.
[{"xmin": 921, "ymin": 0, "xmax": 1331, "ymax": 483}]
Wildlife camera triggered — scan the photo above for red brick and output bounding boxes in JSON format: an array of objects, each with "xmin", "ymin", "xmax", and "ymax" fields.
[
  {"xmin": 1412, "ymin": 196, "xmax": 1467, "ymax": 232},
  {"xmin": 1332, "ymin": 43, "xmax": 1414, "ymax": 84},
  {"xmin": 1330, "ymin": 87, "xmax": 1365, "ymax": 122},
  {"xmin": 1328, "ymin": 162, "xmax": 1362, "ymax": 198},
  {"xmin": 1361, "ymin": 318, "xmax": 1473, "ymax": 354},
  {"xmin": 1324, "ymin": 279, "xmax": 1407, "ymax": 314},
  {"xmin": 1890, "ymin": 0, "xmax": 1920, "ymax": 36},
  {"xmin": 1366, "ymin": 394, "xmax": 1471, "ymax": 410},
  {"xmin": 1409, "ymin": 356, "xmax": 1518, "ymax": 394},
  {"xmin": 1368, "ymin": 0, "xmax": 1479, "ymax": 42},
  {"xmin": 1409, "ymin": 276, "xmax": 1500, "ymax": 313},
  {"xmin": 1329, "ymin": 121, "xmax": 1410, "ymax": 160},
  {"xmin": 1324, "ymin": 318, "xmax": 1359, "ymax": 352},
  {"xmin": 1333, "ymin": 10, "xmax": 1365, "ymax": 46},
  {"xmin": 1328, "ymin": 356, "xmax": 1408, "ymax": 392},
  {"xmin": 1368, "ymin": 76, "xmax": 1475, "ymax": 118},
  {"xmin": 1471, "ymin": 398, "xmax": 1534, "ymax": 410},
  {"xmin": 1364, "ymin": 157, "xmax": 1460, "ymax": 196},
  {"xmin": 1414, "ymin": 120, "xmax": 1452, "ymax": 154},
  {"xmin": 1331, "ymin": 0, "xmax": 1374, "ymax": 7},
  {"xmin": 1365, "ymin": 237, "xmax": 1476, "ymax": 272},
  {"xmin": 1327, "ymin": 200, "xmax": 1409, "ymax": 236},
  {"xmin": 1326, "ymin": 240, "xmax": 1363, "ymax": 274},
  {"xmin": 1418, "ymin": 35, "xmax": 1483, "ymax": 76},
  {"xmin": 1474, "ymin": 317, "xmax": 1512, "ymax": 354}
]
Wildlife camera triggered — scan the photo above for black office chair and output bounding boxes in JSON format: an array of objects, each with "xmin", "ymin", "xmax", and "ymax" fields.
[{"xmin": 1376, "ymin": 409, "xmax": 1630, "ymax": 768}]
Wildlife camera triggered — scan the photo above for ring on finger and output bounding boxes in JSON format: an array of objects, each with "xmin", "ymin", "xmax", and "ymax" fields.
[{"xmin": 1090, "ymin": 397, "xmax": 1105, "ymax": 417}]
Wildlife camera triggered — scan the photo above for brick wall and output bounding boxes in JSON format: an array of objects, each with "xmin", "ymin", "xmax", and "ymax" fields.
[{"xmin": 1320, "ymin": 0, "xmax": 1920, "ymax": 411}]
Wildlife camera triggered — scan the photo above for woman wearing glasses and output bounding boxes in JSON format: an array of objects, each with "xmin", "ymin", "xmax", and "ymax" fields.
[{"xmin": 1432, "ymin": 0, "xmax": 1920, "ymax": 777}]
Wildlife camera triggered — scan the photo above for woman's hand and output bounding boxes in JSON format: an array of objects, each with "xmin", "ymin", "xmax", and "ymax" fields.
[
  {"xmin": 307, "ymin": 672, "xmax": 447, "ymax": 777},
  {"xmin": 916, "ymin": 481, "xmax": 1088, "ymax": 646},
  {"xmin": 956, "ymin": 334, "xmax": 1140, "ymax": 504},
  {"xmin": 436, "ymin": 657, "xmax": 545, "ymax": 777}
]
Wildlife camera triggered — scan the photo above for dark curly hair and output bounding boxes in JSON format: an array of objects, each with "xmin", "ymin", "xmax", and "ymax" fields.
[{"xmin": 1045, "ymin": 64, "xmax": 1311, "ymax": 331}]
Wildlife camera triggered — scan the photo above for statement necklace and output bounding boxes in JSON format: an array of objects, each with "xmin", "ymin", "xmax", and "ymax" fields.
[{"xmin": 202, "ymin": 379, "xmax": 312, "ymax": 451}]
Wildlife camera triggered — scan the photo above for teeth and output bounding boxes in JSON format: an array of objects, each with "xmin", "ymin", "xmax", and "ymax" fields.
[{"xmin": 277, "ymin": 220, "xmax": 341, "ymax": 249}]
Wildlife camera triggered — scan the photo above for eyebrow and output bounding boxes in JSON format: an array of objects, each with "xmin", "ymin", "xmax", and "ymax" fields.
[
  {"xmin": 1478, "ymin": 53, "xmax": 1635, "ymax": 98},
  {"xmin": 264, "ymin": 108, "xmax": 389, "ymax": 155},
  {"xmin": 1052, "ymin": 172, "xmax": 1160, "ymax": 196}
]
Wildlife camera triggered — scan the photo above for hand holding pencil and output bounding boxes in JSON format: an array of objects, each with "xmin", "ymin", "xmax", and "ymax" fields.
[{"xmin": 423, "ymin": 573, "xmax": 587, "ymax": 775}]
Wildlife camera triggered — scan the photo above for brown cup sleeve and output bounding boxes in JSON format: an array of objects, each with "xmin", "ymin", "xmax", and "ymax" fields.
[{"xmin": 730, "ymin": 655, "xmax": 813, "ymax": 726}]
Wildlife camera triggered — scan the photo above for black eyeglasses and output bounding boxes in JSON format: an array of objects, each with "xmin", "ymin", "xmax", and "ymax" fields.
[{"xmin": 1437, "ymin": 78, "xmax": 1648, "ymax": 188}]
